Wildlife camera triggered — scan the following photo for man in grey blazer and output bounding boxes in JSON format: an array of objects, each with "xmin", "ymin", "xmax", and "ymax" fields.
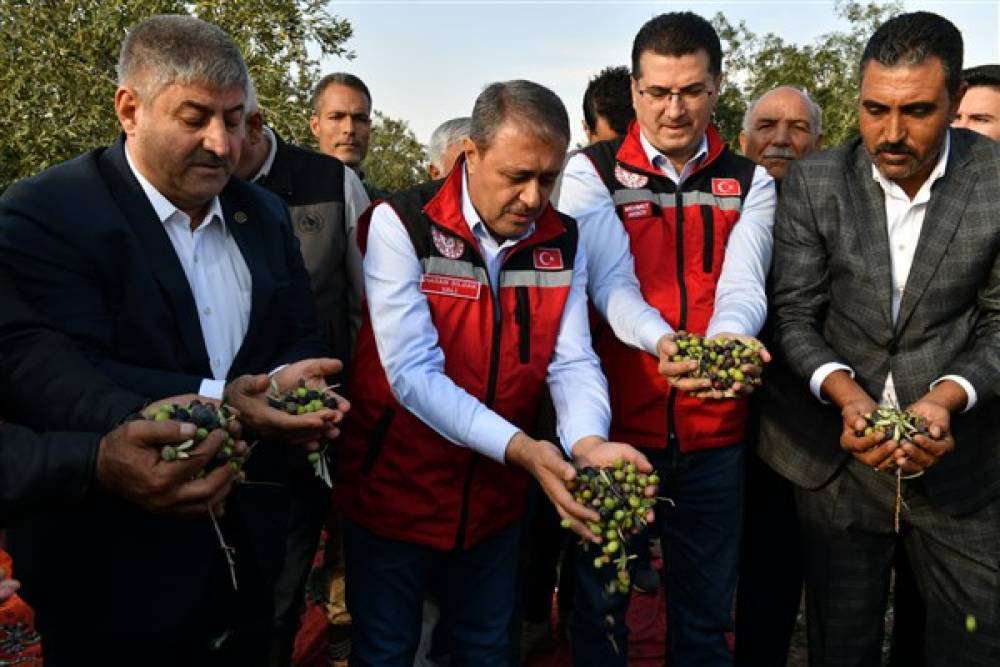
[{"xmin": 762, "ymin": 12, "xmax": 1000, "ymax": 665}]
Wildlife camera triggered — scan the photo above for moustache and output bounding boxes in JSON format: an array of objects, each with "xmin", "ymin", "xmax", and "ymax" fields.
[
  {"xmin": 761, "ymin": 147, "xmax": 797, "ymax": 160},
  {"xmin": 187, "ymin": 152, "xmax": 230, "ymax": 169},
  {"xmin": 874, "ymin": 142, "xmax": 916, "ymax": 158}
]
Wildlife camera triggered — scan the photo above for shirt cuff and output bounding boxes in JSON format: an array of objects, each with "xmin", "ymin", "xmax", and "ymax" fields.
[
  {"xmin": 199, "ymin": 379, "xmax": 226, "ymax": 401},
  {"xmin": 706, "ymin": 317, "xmax": 753, "ymax": 338},
  {"xmin": 464, "ymin": 409, "xmax": 521, "ymax": 464},
  {"xmin": 638, "ymin": 318, "xmax": 673, "ymax": 357},
  {"xmin": 931, "ymin": 375, "xmax": 977, "ymax": 413},
  {"xmin": 810, "ymin": 362, "xmax": 853, "ymax": 404}
]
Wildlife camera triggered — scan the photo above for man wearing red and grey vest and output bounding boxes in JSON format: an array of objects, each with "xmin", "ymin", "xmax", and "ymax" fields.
[
  {"xmin": 558, "ymin": 13, "xmax": 775, "ymax": 667},
  {"xmin": 334, "ymin": 80, "xmax": 651, "ymax": 666}
]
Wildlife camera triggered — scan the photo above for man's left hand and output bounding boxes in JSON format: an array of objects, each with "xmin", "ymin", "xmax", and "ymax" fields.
[
  {"xmin": 899, "ymin": 398, "xmax": 956, "ymax": 473},
  {"xmin": 225, "ymin": 358, "xmax": 350, "ymax": 449}
]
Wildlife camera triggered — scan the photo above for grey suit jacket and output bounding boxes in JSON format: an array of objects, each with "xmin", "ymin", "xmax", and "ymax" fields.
[{"xmin": 759, "ymin": 129, "xmax": 1000, "ymax": 516}]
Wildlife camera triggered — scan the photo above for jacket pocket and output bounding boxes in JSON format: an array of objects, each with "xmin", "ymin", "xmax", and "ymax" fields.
[
  {"xmin": 514, "ymin": 286, "xmax": 531, "ymax": 363},
  {"xmin": 361, "ymin": 407, "xmax": 396, "ymax": 475}
]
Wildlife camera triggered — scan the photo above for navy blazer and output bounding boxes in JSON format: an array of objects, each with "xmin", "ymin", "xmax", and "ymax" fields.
[{"xmin": 0, "ymin": 138, "xmax": 329, "ymax": 640}]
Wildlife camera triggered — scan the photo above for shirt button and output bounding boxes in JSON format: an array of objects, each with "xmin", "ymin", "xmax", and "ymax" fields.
[
  {"xmin": 212, "ymin": 358, "xmax": 220, "ymax": 367},
  {"xmin": 194, "ymin": 256, "xmax": 199, "ymax": 263},
  {"xmin": 203, "ymin": 307, "xmax": 212, "ymax": 316},
  {"xmin": 898, "ymin": 244, "xmax": 905, "ymax": 251}
]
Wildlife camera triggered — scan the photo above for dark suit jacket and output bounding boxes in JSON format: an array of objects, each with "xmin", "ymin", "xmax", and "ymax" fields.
[
  {"xmin": 258, "ymin": 132, "xmax": 360, "ymax": 366},
  {"xmin": 0, "ymin": 266, "xmax": 142, "ymax": 525},
  {"xmin": 759, "ymin": 129, "xmax": 1000, "ymax": 516},
  {"xmin": 0, "ymin": 138, "xmax": 328, "ymax": 640}
]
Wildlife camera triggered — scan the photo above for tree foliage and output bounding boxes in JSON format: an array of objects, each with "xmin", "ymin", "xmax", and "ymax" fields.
[
  {"xmin": 712, "ymin": 0, "xmax": 902, "ymax": 150},
  {"xmin": 0, "ymin": 0, "xmax": 353, "ymax": 190},
  {"xmin": 362, "ymin": 111, "xmax": 428, "ymax": 193}
]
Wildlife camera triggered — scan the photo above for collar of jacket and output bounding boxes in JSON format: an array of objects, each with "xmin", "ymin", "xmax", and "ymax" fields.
[
  {"xmin": 422, "ymin": 153, "xmax": 569, "ymax": 253},
  {"xmin": 615, "ymin": 120, "xmax": 727, "ymax": 179}
]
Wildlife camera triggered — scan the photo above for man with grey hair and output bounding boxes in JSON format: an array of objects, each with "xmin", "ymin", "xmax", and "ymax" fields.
[
  {"xmin": 427, "ymin": 116, "xmax": 471, "ymax": 180},
  {"xmin": 739, "ymin": 86, "xmax": 823, "ymax": 183},
  {"xmin": 0, "ymin": 14, "xmax": 347, "ymax": 666},
  {"xmin": 333, "ymin": 79, "xmax": 651, "ymax": 665},
  {"xmin": 235, "ymin": 74, "xmax": 368, "ymax": 667},
  {"xmin": 733, "ymin": 85, "xmax": 822, "ymax": 667}
]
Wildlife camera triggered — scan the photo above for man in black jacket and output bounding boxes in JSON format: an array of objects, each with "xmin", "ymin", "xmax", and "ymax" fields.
[
  {"xmin": 0, "ymin": 15, "xmax": 346, "ymax": 666},
  {"xmin": 236, "ymin": 75, "xmax": 367, "ymax": 666}
]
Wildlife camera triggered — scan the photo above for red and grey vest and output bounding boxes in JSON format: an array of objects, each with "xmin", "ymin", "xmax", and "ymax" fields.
[
  {"xmin": 335, "ymin": 162, "xmax": 579, "ymax": 550},
  {"xmin": 582, "ymin": 122, "xmax": 756, "ymax": 452}
]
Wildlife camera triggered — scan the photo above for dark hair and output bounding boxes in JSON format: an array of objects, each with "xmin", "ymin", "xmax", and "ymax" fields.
[
  {"xmin": 469, "ymin": 80, "xmax": 570, "ymax": 150},
  {"xmin": 631, "ymin": 12, "xmax": 722, "ymax": 79},
  {"xmin": 963, "ymin": 64, "xmax": 1000, "ymax": 90},
  {"xmin": 311, "ymin": 72, "xmax": 372, "ymax": 112},
  {"xmin": 860, "ymin": 12, "xmax": 963, "ymax": 98},
  {"xmin": 583, "ymin": 66, "xmax": 634, "ymax": 137}
]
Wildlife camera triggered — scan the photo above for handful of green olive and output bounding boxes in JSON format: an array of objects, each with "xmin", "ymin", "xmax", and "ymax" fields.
[
  {"xmin": 562, "ymin": 458, "xmax": 660, "ymax": 597},
  {"xmin": 669, "ymin": 331, "xmax": 764, "ymax": 395},
  {"xmin": 266, "ymin": 378, "xmax": 340, "ymax": 484},
  {"xmin": 144, "ymin": 400, "xmax": 243, "ymax": 476}
]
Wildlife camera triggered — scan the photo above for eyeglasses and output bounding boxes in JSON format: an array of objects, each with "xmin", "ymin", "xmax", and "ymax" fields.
[{"xmin": 637, "ymin": 84, "xmax": 714, "ymax": 108}]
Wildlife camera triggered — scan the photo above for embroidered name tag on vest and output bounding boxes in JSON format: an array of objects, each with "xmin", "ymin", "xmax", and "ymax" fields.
[
  {"xmin": 420, "ymin": 274, "xmax": 482, "ymax": 300},
  {"xmin": 621, "ymin": 201, "xmax": 653, "ymax": 221}
]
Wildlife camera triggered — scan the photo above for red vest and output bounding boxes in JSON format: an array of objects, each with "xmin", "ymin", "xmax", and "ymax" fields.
[
  {"xmin": 583, "ymin": 122, "xmax": 756, "ymax": 452},
  {"xmin": 335, "ymin": 164, "xmax": 579, "ymax": 550}
]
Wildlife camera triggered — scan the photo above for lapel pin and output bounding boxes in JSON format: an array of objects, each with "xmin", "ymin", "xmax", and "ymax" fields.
[{"xmin": 234, "ymin": 211, "xmax": 248, "ymax": 224}]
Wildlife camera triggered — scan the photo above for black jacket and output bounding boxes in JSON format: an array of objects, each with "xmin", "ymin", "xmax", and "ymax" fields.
[
  {"xmin": 0, "ymin": 137, "xmax": 329, "ymax": 641},
  {"xmin": 0, "ymin": 268, "xmax": 143, "ymax": 524}
]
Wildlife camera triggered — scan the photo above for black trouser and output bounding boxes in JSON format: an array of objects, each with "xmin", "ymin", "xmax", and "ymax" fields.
[
  {"xmin": 520, "ymin": 481, "xmax": 574, "ymax": 624},
  {"xmin": 269, "ymin": 475, "xmax": 331, "ymax": 667},
  {"xmin": 735, "ymin": 453, "xmax": 803, "ymax": 666},
  {"xmin": 42, "ymin": 542, "xmax": 274, "ymax": 667},
  {"xmin": 796, "ymin": 459, "xmax": 1000, "ymax": 666}
]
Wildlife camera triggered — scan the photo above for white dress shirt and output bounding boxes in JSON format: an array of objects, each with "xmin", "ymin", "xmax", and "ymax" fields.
[
  {"xmin": 251, "ymin": 125, "xmax": 369, "ymax": 342},
  {"xmin": 557, "ymin": 131, "xmax": 776, "ymax": 356},
  {"xmin": 364, "ymin": 168, "xmax": 611, "ymax": 462},
  {"xmin": 809, "ymin": 134, "xmax": 975, "ymax": 410},
  {"xmin": 125, "ymin": 143, "xmax": 252, "ymax": 399}
]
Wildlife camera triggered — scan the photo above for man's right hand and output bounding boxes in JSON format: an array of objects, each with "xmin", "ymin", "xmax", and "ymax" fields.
[
  {"xmin": 839, "ymin": 397, "xmax": 899, "ymax": 470},
  {"xmin": 656, "ymin": 334, "xmax": 711, "ymax": 393},
  {"xmin": 504, "ymin": 432, "xmax": 602, "ymax": 544},
  {"xmin": 95, "ymin": 419, "xmax": 241, "ymax": 516}
]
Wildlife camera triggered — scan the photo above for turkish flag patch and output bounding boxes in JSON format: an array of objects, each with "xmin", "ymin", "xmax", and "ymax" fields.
[
  {"xmin": 711, "ymin": 178, "xmax": 741, "ymax": 196},
  {"xmin": 533, "ymin": 247, "xmax": 564, "ymax": 271}
]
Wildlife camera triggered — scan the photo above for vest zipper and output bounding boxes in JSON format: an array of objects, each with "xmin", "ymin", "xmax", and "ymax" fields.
[
  {"xmin": 700, "ymin": 205, "xmax": 714, "ymax": 273},
  {"xmin": 670, "ymin": 190, "xmax": 687, "ymax": 449},
  {"xmin": 454, "ymin": 264, "xmax": 503, "ymax": 550},
  {"xmin": 514, "ymin": 286, "xmax": 531, "ymax": 363}
]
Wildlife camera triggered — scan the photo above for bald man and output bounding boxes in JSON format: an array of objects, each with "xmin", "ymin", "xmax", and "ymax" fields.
[{"xmin": 739, "ymin": 86, "xmax": 823, "ymax": 183}]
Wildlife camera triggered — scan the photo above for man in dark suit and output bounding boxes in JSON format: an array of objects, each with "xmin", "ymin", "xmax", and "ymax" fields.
[
  {"xmin": 762, "ymin": 12, "xmax": 1000, "ymax": 664},
  {"xmin": 235, "ymin": 76, "xmax": 367, "ymax": 666},
  {"xmin": 0, "ymin": 15, "xmax": 346, "ymax": 667}
]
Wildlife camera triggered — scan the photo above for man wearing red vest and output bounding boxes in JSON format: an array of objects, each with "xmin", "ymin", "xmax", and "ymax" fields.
[
  {"xmin": 335, "ymin": 80, "xmax": 649, "ymax": 666},
  {"xmin": 558, "ymin": 12, "xmax": 776, "ymax": 667}
]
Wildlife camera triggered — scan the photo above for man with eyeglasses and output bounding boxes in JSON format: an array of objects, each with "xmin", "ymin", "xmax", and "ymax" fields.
[{"xmin": 558, "ymin": 11, "xmax": 775, "ymax": 667}]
